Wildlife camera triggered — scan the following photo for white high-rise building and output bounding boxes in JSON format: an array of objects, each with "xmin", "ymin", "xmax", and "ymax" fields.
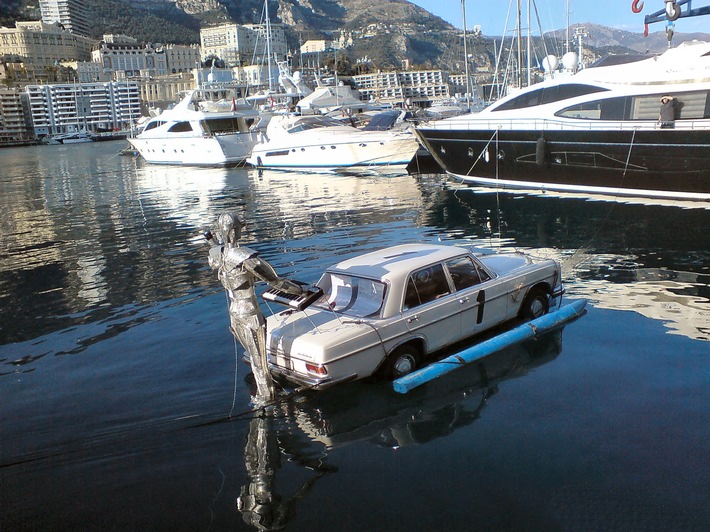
[
  {"xmin": 25, "ymin": 81, "xmax": 141, "ymax": 137},
  {"xmin": 39, "ymin": 0, "xmax": 90, "ymax": 37}
]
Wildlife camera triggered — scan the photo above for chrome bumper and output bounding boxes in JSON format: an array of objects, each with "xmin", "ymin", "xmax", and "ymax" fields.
[{"xmin": 243, "ymin": 354, "xmax": 357, "ymax": 390}]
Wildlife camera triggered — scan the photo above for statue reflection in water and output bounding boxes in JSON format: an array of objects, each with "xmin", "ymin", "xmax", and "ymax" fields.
[
  {"xmin": 206, "ymin": 212, "xmax": 303, "ymax": 402},
  {"xmin": 236, "ymin": 405, "xmax": 337, "ymax": 530}
]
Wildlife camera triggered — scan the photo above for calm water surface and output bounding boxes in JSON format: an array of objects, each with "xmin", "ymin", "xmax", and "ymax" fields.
[{"xmin": 1, "ymin": 141, "xmax": 709, "ymax": 530}]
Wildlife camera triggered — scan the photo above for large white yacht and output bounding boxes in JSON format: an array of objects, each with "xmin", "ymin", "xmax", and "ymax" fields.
[
  {"xmin": 246, "ymin": 113, "xmax": 420, "ymax": 170},
  {"xmin": 415, "ymin": 40, "xmax": 710, "ymax": 201},
  {"xmin": 129, "ymin": 90, "xmax": 267, "ymax": 166}
]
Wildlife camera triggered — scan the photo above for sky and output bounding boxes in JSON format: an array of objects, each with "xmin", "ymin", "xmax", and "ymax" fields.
[{"xmin": 409, "ymin": 0, "xmax": 709, "ymax": 34}]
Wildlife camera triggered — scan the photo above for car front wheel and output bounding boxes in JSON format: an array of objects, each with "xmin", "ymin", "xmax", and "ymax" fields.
[
  {"xmin": 520, "ymin": 287, "xmax": 549, "ymax": 320},
  {"xmin": 381, "ymin": 345, "xmax": 420, "ymax": 380}
]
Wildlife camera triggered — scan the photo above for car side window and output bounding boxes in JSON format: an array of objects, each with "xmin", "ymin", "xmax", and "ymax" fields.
[
  {"xmin": 403, "ymin": 263, "xmax": 451, "ymax": 310},
  {"xmin": 446, "ymin": 256, "xmax": 491, "ymax": 290}
]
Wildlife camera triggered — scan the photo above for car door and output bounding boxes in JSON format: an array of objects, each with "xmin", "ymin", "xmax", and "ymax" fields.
[
  {"xmin": 402, "ymin": 262, "xmax": 461, "ymax": 351},
  {"xmin": 444, "ymin": 255, "xmax": 508, "ymax": 338}
]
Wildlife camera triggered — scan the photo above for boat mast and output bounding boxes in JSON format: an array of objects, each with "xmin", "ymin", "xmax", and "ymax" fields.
[
  {"xmin": 265, "ymin": 0, "xmax": 274, "ymax": 92},
  {"xmin": 527, "ymin": 0, "xmax": 532, "ymax": 86},
  {"xmin": 517, "ymin": 0, "xmax": 523, "ymax": 88},
  {"xmin": 462, "ymin": 0, "xmax": 471, "ymax": 110},
  {"xmin": 566, "ymin": 0, "xmax": 571, "ymax": 54}
]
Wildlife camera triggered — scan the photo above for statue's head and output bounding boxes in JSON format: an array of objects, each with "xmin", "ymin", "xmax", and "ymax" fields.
[{"xmin": 218, "ymin": 212, "xmax": 245, "ymax": 245}]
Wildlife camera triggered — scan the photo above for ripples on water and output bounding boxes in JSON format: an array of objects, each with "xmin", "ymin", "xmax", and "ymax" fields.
[{"xmin": 1, "ymin": 141, "xmax": 709, "ymax": 530}]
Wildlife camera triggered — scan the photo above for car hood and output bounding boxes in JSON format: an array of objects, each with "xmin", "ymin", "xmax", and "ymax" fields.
[{"xmin": 266, "ymin": 310, "xmax": 375, "ymax": 362}]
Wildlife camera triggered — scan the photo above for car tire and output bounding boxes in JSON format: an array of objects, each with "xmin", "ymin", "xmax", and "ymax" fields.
[
  {"xmin": 520, "ymin": 287, "xmax": 549, "ymax": 320},
  {"xmin": 381, "ymin": 345, "xmax": 420, "ymax": 380}
]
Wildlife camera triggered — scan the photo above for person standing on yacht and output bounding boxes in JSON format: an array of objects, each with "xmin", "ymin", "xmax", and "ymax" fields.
[{"xmin": 659, "ymin": 95, "xmax": 676, "ymax": 129}]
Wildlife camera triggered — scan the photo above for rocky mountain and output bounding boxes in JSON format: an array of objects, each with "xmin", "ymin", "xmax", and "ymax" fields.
[
  {"xmin": 546, "ymin": 22, "xmax": 709, "ymax": 53},
  {"xmin": 2, "ymin": 0, "xmax": 708, "ymax": 73}
]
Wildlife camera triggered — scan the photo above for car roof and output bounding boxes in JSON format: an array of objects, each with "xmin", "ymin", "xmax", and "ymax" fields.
[{"xmin": 328, "ymin": 244, "xmax": 469, "ymax": 282}]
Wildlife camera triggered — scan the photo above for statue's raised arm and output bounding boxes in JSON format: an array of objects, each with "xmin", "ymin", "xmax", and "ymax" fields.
[{"xmin": 205, "ymin": 212, "xmax": 301, "ymax": 403}]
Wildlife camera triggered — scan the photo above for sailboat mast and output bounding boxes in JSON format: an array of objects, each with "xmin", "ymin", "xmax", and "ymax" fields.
[
  {"xmin": 516, "ymin": 0, "xmax": 522, "ymax": 88},
  {"xmin": 526, "ymin": 0, "xmax": 532, "ymax": 86},
  {"xmin": 462, "ymin": 0, "xmax": 471, "ymax": 110},
  {"xmin": 566, "ymin": 0, "xmax": 571, "ymax": 54},
  {"xmin": 265, "ymin": 0, "xmax": 274, "ymax": 92}
]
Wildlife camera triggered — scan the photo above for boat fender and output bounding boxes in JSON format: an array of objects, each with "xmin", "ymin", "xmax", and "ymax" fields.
[{"xmin": 536, "ymin": 136, "xmax": 549, "ymax": 166}]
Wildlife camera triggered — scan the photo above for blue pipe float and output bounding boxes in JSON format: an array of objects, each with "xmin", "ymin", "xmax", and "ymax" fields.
[{"xmin": 392, "ymin": 299, "xmax": 588, "ymax": 394}]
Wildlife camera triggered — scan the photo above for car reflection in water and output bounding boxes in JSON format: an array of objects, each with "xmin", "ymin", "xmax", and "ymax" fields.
[{"xmin": 235, "ymin": 327, "xmax": 566, "ymax": 529}]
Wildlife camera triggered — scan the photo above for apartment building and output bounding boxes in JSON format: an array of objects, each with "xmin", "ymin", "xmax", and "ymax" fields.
[
  {"xmin": 200, "ymin": 23, "xmax": 288, "ymax": 67},
  {"xmin": 92, "ymin": 36, "xmax": 168, "ymax": 78},
  {"xmin": 352, "ymin": 70, "xmax": 451, "ymax": 105},
  {"xmin": 0, "ymin": 21, "xmax": 92, "ymax": 66},
  {"xmin": 39, "ymin": 0, "xmax": 90, "ymax": 37},
  {"xmin": 25, "ymin": 81, "xmax": 141, "ymax": 137},
  {"xmin": 164, "ymin": 44, "xmax": 201, "ymax": 73},
  {"xmin": 0, "ymin": 89, "xmax": 31, "ymax": 143}
]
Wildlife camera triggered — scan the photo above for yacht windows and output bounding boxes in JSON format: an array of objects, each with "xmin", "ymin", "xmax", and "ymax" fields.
[
  {"xmin": 285, "ymin": 116, "xmax": 343, "ymax": 133},
  {"xmin": 557, "ymin": 91, "xmax": 710, "ymax": 120},
  {"xmin": 143, "ymin": 120, "xmax": 166, "ymax": 131},
  {"xmin": 168, "ymin": 121, "xmax": 193, "ymax": 133},
  {"xmin": 492, "ymin": 84, "xmax": 607, "ymax": 112},
  {"xmin": 201, "ymin": 117, "xmax": 250, "ymax": 134}
]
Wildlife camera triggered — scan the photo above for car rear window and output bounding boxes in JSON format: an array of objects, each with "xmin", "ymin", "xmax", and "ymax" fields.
[{"xmin": 314, "ymin": 273, "xmax": 386, "ymax": 317}]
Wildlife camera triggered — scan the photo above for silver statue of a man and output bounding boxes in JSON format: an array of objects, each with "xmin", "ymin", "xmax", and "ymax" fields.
[{"xmin": 207, "ymin": 212, "xmax": 302, "ymax": 401}]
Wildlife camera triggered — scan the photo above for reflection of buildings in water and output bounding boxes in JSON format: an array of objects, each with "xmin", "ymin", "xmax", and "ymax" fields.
[
  {"xmin": 75, "ymin": 255, "xmax": 108, "ymax": 305},
  {"xmin": 0, "ymin": 146, "xmax": 236, "ymax": 345},
  {"xmin": 570, "ymin": 258, "xmax": 710, "ymax": 341},
  {"xmin": 248, "ymin": 169, "xmax": 426, "ymax": 241}
]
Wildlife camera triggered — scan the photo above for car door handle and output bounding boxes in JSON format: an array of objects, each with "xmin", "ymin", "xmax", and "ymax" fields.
[
  {"xmin": 407, "ymin": 315, "xmax": 419, "ymax": 323},
  {"xmin": 459, "ymin": 297, "xmax": 470, "ymax": 304}
]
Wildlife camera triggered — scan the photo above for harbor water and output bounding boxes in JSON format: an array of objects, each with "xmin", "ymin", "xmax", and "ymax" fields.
[{"xmin": 1, "ymin": 141, "xmax": 709, "ymax": 530}]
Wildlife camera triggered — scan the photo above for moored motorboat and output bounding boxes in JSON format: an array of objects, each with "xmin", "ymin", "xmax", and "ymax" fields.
[
  {"xmin": 246, "ymin": 113, "xmax": 420, "ymax": 170},
  {"xmin": 44, "ymin": 130, "xmax": 95, "ymax": 144},
  {"xmin": 129, "ymin": 90, "xmax": 267, "ymax": 166},
  {"xmin": 415, "ymin": 40, "xmax": 710, "ymax": 202}
]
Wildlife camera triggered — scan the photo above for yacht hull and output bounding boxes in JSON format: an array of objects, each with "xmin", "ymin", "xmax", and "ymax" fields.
[
  {"xmin": 129, "ymin": 133, "xmax": 259, "ymax": 166},
  {"xmin": 249, "ymin": 137, "xmax": 419, "ymax": 169},
  {"xmin": 415, "ymin": 127, "xmax": 710, "ymax": 201}
]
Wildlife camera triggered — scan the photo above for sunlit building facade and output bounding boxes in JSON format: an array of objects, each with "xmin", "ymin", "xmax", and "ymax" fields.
[{"xmin": 39, "ymin": 0, "xmax": 90, "ymax": 37}]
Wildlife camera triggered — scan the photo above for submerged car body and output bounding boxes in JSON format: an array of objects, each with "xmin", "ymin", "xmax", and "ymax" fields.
[{"xmin": 264, "ymin": 244, "xmax": 564, "ymax": 388}]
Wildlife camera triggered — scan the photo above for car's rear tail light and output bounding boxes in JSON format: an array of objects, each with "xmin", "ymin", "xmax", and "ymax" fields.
[{"xmin": 306, "ymin": 363, "xmax": 328, "ymax": 375}]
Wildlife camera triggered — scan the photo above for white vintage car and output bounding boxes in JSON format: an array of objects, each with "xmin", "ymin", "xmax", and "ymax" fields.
[{"xmin": 262, "ymin": 244, "xmax": 564, "ymax": 388}]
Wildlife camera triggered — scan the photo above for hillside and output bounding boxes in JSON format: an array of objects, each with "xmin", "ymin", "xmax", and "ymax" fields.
[{"xmin": 1, "ymin": 0, "xmax": 708, "ymax": 73}]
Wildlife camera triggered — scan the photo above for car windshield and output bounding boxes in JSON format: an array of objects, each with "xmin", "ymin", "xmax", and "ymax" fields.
[{"xmin": 314, "ymin": 272, "xmax": 386, "ymax": 317}]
